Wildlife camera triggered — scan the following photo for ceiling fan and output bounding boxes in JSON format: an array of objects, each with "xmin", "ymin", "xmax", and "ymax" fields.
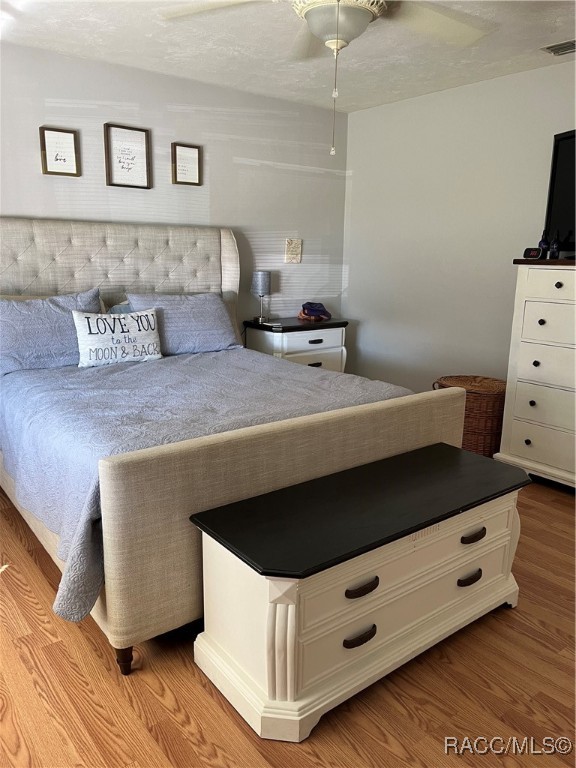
[
  {"xmin": 160, "ymin": 0, "xmax": 489, "ymax": 155},
  {"xmin": 160, "ymin": 0, "xmax": 490, "ymax": 60}
]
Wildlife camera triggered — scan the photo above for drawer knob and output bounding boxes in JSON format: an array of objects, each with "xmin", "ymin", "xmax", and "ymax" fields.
[
  {"xmin": 343, "ymin": 624, "xmax": 377, "ymax": 649},
  {"xmin": 532, "ymin": 360, "xmax": 541, "ymax": 367},
  {"xmin": 524, "ymin": 438, "xmax": 532, "ymax": 445},
  {"xmin": 555, "ymin": 281, "xmax": 564, "ymax": 289},
  {"xmin": 308, "ymin": 362, "xmax": 322, "ymax": 367},
  {"xmin": 537, "ymin": 318, "xmax": 546, "ymax": 326},
  {"xmin": 308, "ymin": 338, "xmax": 324, "ymax": 345},
  {"xmin": 345, "ymin": 575, "xmax": 380, "ymax": 600},
  {"xmin": 460, "ymin": 526, "xmax": 487, "ymax": 545},
  {"xmin": 529, "ymin": 400, "xmax": 536, "ymax": 407},
  {"xmin": 457, "ymin": 568, "xmax": 483, "ymax": 588}
]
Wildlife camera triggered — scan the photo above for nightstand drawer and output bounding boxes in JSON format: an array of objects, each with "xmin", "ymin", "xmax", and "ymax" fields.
[
  {"xmin": 513, "ymin": 382, "xmax": 575, "ymax": 430},
  {"xmin": 509, "ymin": 420, "xmax": 575, "ymax": 472},
  {"xmin": 526, "ymin": 268, "xmax": 575, "ymax": 300},
  {"xmin": 282, "ymin": 327, "xmax": 344, "ymax": 354},
  {"xmin": 522, "ymin": 301, "xmax": 574, "ymax": 345},
  {"xmin": 299, "ymin": 541, "xmax": 510, "ymax": 692},
  {"xmin": 517, "ymin": 343, "xmax": 575, "ymax": 389},
  {"xmin": 286, "ymin": 348, "xmax": 346, "ymax": 372},
  {"xmin": 298, "ymin": 497, "xmax": 513, "ymax": 633}
]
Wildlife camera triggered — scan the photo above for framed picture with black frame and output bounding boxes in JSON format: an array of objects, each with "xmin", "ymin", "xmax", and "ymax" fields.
[
  {"xmin": 104, "ymin": 123, "xmax": 152, "ymax": 189},
  {"xmin": 39, "ymin": 126, "xmax": 81, "ymax": 177},
  {"xmin": 171, "ymin": 142, "xmax": 202, "ymax": 186}
]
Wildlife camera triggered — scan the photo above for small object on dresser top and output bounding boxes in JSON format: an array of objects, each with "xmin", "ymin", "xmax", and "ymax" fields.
[
  {"xmin": 522, "ymin": 247, "xmax": 546, "ymax": 260},
  {"xmin": 538, "ymin": 230, "xmax": 549, "ymax": 255},
  {"xmin": 548, "ymin": 231, "xmax": 561, "ymax": 259}
]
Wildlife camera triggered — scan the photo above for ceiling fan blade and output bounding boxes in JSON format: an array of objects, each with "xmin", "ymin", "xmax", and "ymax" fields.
[
  {"xmin": 290, "ymin": 25, "xmax": 327, "ymax": 61},
  {"xmin": 161, "ymin": 0, "xmax": 269, "ymax": 21},
  {"xmin": 389, "ymin": 2, "xmax": 490, "ymax": 47}
]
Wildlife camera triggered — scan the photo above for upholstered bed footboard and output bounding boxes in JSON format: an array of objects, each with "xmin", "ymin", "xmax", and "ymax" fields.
[{"xmin": 97, "ymin": 387, "xmax": 465, "ymax": 649}]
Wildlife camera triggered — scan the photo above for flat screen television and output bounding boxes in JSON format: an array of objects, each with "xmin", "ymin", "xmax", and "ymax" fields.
[{"xmin": 544, "ymin": 129, "xmax": 575, "ymax": 255}]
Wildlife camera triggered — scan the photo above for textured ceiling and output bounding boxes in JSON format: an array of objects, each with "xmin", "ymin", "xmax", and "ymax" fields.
[{"xmin": 1, "ymin": 0, "xmax": 574, "ymax": 112}]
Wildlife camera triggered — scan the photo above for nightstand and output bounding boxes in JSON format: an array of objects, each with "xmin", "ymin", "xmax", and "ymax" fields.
[{"xmin": 243, "ymin": 318, "xmax": 349, "ymax": 372}]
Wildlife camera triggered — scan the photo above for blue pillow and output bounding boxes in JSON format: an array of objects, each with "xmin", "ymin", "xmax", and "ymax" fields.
[
  {"xmin": 0, "ymin": 288, "xmax": 101, "ymax": 376},
  {"xmin": 127, "ymin": 292, "xmax": 240, "ymax": 356}
]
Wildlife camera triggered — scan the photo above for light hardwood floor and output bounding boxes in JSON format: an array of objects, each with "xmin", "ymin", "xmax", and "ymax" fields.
[{"xmin": 0, "ymin": 479, "xmax": 574, "ymax": 768}]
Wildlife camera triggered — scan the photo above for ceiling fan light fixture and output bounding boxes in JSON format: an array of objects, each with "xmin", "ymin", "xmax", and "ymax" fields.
[
  {"xmin": 293, "ymin": 0, "xmax": 385, "ymax": 50},
  {"xmin": 292, "ymin": 0, "xmax": 386, "ymax": 156}
]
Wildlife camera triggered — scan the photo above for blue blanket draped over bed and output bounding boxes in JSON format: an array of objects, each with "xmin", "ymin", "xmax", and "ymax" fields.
[{"xmin": 0, "ymin": 348, "xmax": 411, "ymax": 621}]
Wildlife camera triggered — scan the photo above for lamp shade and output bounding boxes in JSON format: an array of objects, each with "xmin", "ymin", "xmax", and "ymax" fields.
[{"xmin": 251, "ymin": 270, "xmax": 271, "ymax": 297}]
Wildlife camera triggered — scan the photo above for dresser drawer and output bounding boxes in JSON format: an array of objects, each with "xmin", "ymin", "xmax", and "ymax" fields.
[
  {"xmin": 509, "ymin": 420, "xmax": 575, "ymax": 473},
  {"xmin": 522, "ymin": 301, "xmax": 574, "ymax": 346},
  {"xmin": 285, "ymin": 348, "xmax": 345, "ymax": 372},
  {"xmin": 513, "ymin": 382, "xmax": 575, "ymax": 430},
  {"xmin": 282, "ymin": 327, "xmax": 344, "ymax": 354},
  {"xmin": 517, "ymin": 342, "xmax": 575, "ymax": 389},
  {"xmin": 298, "ymin": 498, "xmax": 513, "ymax": 633},
  {"xmin": 298, "ymin": 542, "xmax": 510, "ymax": 692},
  {"xmin": 526, "ymin": 268, "xmax": 575, "ymax": 300}
]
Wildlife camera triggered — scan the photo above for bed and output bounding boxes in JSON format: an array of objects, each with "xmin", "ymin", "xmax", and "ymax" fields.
[{"xmin": 0, "ymin": 216, "xmax": 466, "ymax": 674}]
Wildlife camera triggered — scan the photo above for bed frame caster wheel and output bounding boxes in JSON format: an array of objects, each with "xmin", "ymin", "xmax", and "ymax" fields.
[{"xmin": 115, "ymin": 646, "xmax": 133, "ymax": 675}]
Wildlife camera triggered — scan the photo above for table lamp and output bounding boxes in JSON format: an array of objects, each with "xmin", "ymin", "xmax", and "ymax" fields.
[{"xmin": 251, "ymin": 270, "xmax": 271, "ymax": 324}]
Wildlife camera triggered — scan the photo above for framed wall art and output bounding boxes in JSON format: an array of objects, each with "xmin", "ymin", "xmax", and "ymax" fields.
[
  {"xmin": 104, "ymin": 123, "xmax": 152, "ymax": 189},
  {"xmin": 39, "ymin": 126, "xmax": 81, "ymax": 177},
  {"xmin": 171, "ymin": 142, "xmax": 202, "ymax": 186}
]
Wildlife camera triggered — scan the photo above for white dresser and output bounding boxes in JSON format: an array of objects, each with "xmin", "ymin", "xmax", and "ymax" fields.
[
  {"xmin": 495, "ymin": 263, "xmax": 575, "ymax": 487},
  {"xmin": 192, "ymin": 444, "xmax": 529, "ymax": 742},
  {"xmin": 244, "ymin": 318, "xmax": 348, "ymax": 372}
]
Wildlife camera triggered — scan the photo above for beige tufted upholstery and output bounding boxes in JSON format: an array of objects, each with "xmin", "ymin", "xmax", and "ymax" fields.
[{"xmin": 0, "ymin": 217, "xmax": 239, "ymax": 309}]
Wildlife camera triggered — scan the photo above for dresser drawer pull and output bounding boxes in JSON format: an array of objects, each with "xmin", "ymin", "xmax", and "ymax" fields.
[
  {"xmin": 457, "ymin": 568, "xmax": 483, "ymax": 588},
  {"xmin": 525, "ymin": 438, "xmax": 532, "ymax": 445},
  {"xmin": 537, "ymin": 318, "xmax": 546, "ymax": 326},
  {"xmin": 555, "ymin": 281, "xmax": 564, "ymax": 289},
  {"xmin": 308, "ymin": 362, "xmax": 322, "ymax": 367},
  {"xmin": 308, "ymin": 338, "xmax": 324, "ymax": 345},
  {"xmin": 343, "ymin": 624, "xmax": 377, "ymax": 649},
  {"xmin": 460, "ymin": 527, "xmax": 487, "ymax": 545},
  {"xmin": 345, "ymin": 575, "xmax": 380, "ymax": 600},
  {"xmin": 529, "ymin": 400, "xmax": 536, "ymax": 407},
  {"xmin": 532, "ymin": 360, "xmax": 541, "ymax": 367}
]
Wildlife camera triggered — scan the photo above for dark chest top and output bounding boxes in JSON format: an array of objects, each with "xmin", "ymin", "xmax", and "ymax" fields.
[{"xmin": 191, "ymin": 443, "xmax": 530, "ymax": 579}]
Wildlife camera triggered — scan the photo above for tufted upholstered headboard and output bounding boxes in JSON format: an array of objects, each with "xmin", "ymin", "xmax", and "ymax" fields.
[{"xmin": 0, "ymin": 217, "xmax": 240, "ymax": 311}]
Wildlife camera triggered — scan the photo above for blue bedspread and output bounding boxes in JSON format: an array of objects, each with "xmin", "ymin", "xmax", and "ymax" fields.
[{"xmin": 0, "ymin": 348, "xmax": 411, "ymax": 620}]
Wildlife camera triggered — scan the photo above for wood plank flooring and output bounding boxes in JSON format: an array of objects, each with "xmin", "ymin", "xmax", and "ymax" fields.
[{"xmin": 0, "ymin": 479, "xmax": 574, "ymax": 768}]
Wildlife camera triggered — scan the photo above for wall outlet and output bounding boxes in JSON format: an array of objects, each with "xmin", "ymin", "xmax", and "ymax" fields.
[{"xmin": 285, "ymin": 238, "xmax": 302, "ymax": 264}]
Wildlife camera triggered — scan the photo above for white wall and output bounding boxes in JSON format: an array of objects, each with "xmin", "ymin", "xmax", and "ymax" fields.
[
  {"xmin": 343, "ymin": 62, "xmax": 575, "ymax": 392},
  {"xmin": 0, "ymin": 43, "xmax": 348, "ymax": 323}
]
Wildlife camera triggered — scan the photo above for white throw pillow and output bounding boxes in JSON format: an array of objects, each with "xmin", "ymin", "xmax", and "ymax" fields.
[{"xmin": 72, "ymin": 309, "xmax": 162, "ymax": 368}]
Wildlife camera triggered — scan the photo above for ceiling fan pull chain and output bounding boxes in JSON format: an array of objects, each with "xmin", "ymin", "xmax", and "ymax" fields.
[
  {"xmin": 330, "ymin": 0, "xmax": 340, "ymax": 156},
  {"xmin": 333, "ymin": 0, "xmax": 340, "ymax": 98}
]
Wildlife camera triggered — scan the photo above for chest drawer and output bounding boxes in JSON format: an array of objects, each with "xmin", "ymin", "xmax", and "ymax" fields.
[
  {"xmin": 509, "ymin": 421, "xmax": 575, "ymax": 472},
  {"xmin": 522, "ymin": 301, "xmax": 574, "ymax": 346},
  {"xmin": 298, "ymin": 541, "xmax": 510, "ymax": 692},
  {"xmin": 517, "ymin": 343, "xmax": 575, "ymax": 389},
  {"xmin": 298, "ymin": 497, "xmax": 513, "ymax": 633},
  {"xmin": 526, "ymin": 268, "xmax": 575, "ymax": 300},
  {"xmin": 282, "ymin": 327, "xmax": 344, "ymax": 354},
  {"xmin": 513, "ymin": 382, "xmax": 575, "ymax": 430}
]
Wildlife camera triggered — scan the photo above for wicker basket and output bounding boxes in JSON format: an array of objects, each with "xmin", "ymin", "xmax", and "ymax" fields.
[{"xmin": 433, "ymin": 375, "xmax": 506, "ymax": 457}]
